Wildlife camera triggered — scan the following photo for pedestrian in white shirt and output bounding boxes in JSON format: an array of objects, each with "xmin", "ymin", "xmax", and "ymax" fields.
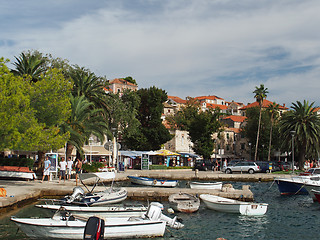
[
  {"xmin": 59, "ymin": 157, "xmax": 67, "ymax": 183},
  {"xmin": 66, "ymin": 157, "xmax": 73, "ymax": 180}
]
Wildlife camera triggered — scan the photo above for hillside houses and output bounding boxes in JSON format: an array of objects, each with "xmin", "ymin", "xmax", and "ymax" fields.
[{"xmin": 163, "ymin": 95, "xmax": 288, "ymax": 162}]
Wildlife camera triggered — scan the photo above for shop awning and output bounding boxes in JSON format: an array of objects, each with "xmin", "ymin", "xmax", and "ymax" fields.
[{"xmin": 155, "ymin": 149, "xmax": 180, "ymax": 156}]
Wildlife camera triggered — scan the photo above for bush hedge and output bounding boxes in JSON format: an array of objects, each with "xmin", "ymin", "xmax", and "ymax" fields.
[
  {"xmin": 149, "ymin": 165, "xmax": 192, "ymax": 170},
  {"xmin": 0, "ymin": 157, "xmax": 34, "ymax": 169},
  {"xmin": 82, "ymin": 162, "xmax": 105, "ymax": 173}
]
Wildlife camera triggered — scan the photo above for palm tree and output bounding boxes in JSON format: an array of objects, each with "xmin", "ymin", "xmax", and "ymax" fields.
[
  {"xmin": 60, "ymin": 95, "xmax": 108, "ymax": 160},
  {"xmin": 70, "ymin": 65, "xmax": 109, "ymax": 113},
  {"xmin": 11, "ymin": 52, "xmax": 46, "ymax": 82},
  {"xmin": 253, "ymin": 84, "xmax": 268, "ymax": 161},
  {"xmin": 267, "ymin": 102, "xmax": 280, "ymax": 161},
  {"xmin": 280, "ymin": 100, "xmax": 320, "ymax": 170}
]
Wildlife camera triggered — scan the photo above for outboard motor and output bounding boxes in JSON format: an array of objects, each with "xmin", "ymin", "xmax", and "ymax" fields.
[
  {"xmin": 145, "ymin": 202, "xmax": 163, "ymax": 220},
  {"xmin": 67, "ymin": 186, "xmax": 85, "ymax": 203},
  {"xmin": 83, "ymin": 216, "xmax": 104, "ymax": 240}
]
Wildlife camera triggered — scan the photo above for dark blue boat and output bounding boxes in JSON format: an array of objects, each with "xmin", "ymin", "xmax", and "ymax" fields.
[{"xmin": 275, "ymin": 177, "xmax": 308, "ymax": 195}]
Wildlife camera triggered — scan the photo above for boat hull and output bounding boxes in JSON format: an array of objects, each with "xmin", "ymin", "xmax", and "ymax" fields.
[
  {"xmin": 35, "ymin": 204, "xmax": 147, "ymax": 218},
  {"xmin": 200, "ymin": 194, "xmax": 268, "ymax": 216},
  {"xmin": 304, "ymin": 185, "xmax": 320, "ymax": 201},
  {"xmin": 128, "ymin": 176, "xmax": 178, "ymax": 187},
  {"xmin": 11, "ymin": 217, "xmax": 166, "ymax": 239},
  {"xmin": 274, "ymin": 178, "xmax": 308, "ymax": 195},
  {"xmin": 190, "ymin": 182, "xmax": 222, "ymax": 190}
]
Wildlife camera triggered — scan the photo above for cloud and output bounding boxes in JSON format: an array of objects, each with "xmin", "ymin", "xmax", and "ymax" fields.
[{"xmin": 2, "ymin": 0, "xmax": 320, "ymax": 107}]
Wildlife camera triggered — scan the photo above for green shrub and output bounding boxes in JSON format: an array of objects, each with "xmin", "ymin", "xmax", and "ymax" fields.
[
  {"xmin": 149, "ymin": 165, "xmax": 167, "ymax": 170},
  {"xmin": 0, "ymin": 157, "xmax": 34, "ymax": 169},
  {"xmin": 167, "ymin": 166, "xmax": 192, "ymax": 169},
  {"xmin": 82, "ymin": 161, "xmax": 105, "ymax": 173}
]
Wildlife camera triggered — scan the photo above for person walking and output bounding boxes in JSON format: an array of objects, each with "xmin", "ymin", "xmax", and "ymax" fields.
[
  {"xmin": 75, "ymin": 158, "xmax": 82, "ymax": 186},
  {"xmin": 59, "ymin": 157, "xmax": 67, "ymax": 183},
  {"xmin": 66, "ymin": 157, "xmax": 73, "ymax": 180},
  {"xmin": 41, "ymin": 156, "xmax": 51, "ymax": 183}
]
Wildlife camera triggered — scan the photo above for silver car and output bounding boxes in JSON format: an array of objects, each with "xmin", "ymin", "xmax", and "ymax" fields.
[{"xmin": 225, "ymin": 162, "xmax": 260, "ymax": 174}]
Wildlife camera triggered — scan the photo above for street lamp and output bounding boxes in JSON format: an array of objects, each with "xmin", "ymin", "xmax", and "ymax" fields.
[
  {"xmin": 248, "ymin": 143, "xmax": 252, "ymax": 161},
  {"xmin": 290, "ymin": 130, "xmax": 296, "ymax": 173},
  {"xmin": 89, "ymin": 136, "xmax": 94, "ymax": 163},
  {"xmin": 111, "ymin": 128, "xmax": 117, "ymax": 169},
  {"xmin": 262, "ymin": 144, "xmax": 265, "ymax": 161}
]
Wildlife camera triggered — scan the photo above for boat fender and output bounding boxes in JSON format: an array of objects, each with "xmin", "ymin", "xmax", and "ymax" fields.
[{"xmin": 153, "ymin": 180, "xmax": 157, "ymax": 185}]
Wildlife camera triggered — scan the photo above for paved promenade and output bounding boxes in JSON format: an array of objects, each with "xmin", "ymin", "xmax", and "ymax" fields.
[{"xmin": 0, "ymin": 169, "xmax": 284, "ymax": 212}]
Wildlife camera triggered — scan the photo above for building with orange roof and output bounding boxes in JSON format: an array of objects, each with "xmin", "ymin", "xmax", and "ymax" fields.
[
  {"xmin": 239, "ymin": 99, "xmax": 288, "ymax": 116},
  {"xmin": 107, "ymin": 78, "xmax": 138, "ymax": 95}
]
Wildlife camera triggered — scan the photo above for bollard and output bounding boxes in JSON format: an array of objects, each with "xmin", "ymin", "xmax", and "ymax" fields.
[{"xmin": 195, "ymin": 169, "xmax": 199, "ymax": 178}]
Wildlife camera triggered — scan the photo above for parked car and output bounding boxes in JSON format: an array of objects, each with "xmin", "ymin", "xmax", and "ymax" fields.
[
  {"xmin": 225, "ymin": 162, "xmax": 260, "ymax": 174},
  {"xmin": 256, "ymin": 161, "xmax": 271, "ymax": 173},
  {"xmin": 227, "ymin": 159, "xmax": 242, "ymax": 166},
  {"xmin": 274, "ymin": 161, "xmax": 291, "ymax": 171},
  {"xmin": 194, "ymin": 159, "xmax": 214, "ymax": 171}
]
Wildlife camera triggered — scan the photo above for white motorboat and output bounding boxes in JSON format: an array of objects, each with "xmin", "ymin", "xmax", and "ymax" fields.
[
  {"xmin": 128, "ymin": 176, "xmax": 178, "ymax": 187},
  {"xmin": 200, "ymin": 194, "xmax": 268, "ymax": 216},
  {"xmin": 35, "ymin": 204, "xmax": 148, "ymax": 218},
  {"xmin": 0, "ymin": 166, "xmax": 37, "ymax": 180},
  {"xmin": 168, "ymin": 193, "xmax": 200, "ymax": 213},
  {"xmin": 54, "ymin": 172, "xmax": 127, "ymax": 206},
  {"xmin": 190, "ymin": 181, "xmax": 223, "ymax": 190},
  {"xmin": 11, "ymin": 202, "xmax": 184, "ymax": 239}
]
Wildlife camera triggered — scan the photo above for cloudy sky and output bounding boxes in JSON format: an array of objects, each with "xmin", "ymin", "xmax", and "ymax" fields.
[{"xmin": 1, "ymin": 0, "xmax": 320, "ymax": 107}]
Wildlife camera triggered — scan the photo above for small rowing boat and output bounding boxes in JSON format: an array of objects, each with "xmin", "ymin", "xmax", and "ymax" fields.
[
  {"xmin": 200, "ymin": 194, "xmax": 268, "ymax": 216},
  {"xmin": 128, "ymin": 176, "xmax": 178, "ymax": 187},
  {"xmin": 190, "ymin": 181, "xmax": 222, "ymax": 190},
  {"xmin": 168, "ymin": 193, "xmax": 200, "ymax": 213}
]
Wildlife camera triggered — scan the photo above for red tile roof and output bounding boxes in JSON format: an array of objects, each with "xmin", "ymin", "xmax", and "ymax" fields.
[
  {"xmin": 109, "ymin": 78, "xmax": 137, "ymax": 87},
  {"xmin": 207, "ymin": 103, "xmax": 228, "ymax": 110},
  {"xmin": 223, "ymin": 115, "xmax": 247, "ymax": 122},
  {"xmin": 168, "ymin": 96, "xmax": 187, "ymax": 104},
  {"xmin": 194, "ymin": 95, "xmax": 224, "ymax": 101},
  {"xmin": 240, "ymin": 99, "xmax": 288, "ymax": 110}
]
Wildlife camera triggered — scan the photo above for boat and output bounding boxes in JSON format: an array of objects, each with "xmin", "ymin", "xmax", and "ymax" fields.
[
  {"xmin": 52, "ymin": 172, "xmax": 127, "ymax": 206},
  {"xmin": 168, "ymin": 193, "xmax": 200, "ymax": 213},
  {"xmin": 199, "ymin": 194, "xmax": 268, "ymax": 216},
  {"xmin": 274, "ymin": 168, "xmax": 320, "ymax": 196},
  {"xmin": 300, "ymin": 176, "xmax": 320, "ymax": 201},
  {"xmin": 0, "ymin": 166, "xmax": 37, "ymax": 180},
  {"xmin": 190, "ymin": 181, "xmax": 222, "ymax": 190},
  {"xmin": 128, "ymin": 176, "xmax": 178, "ymax": 187},
  {"xmin": 11, "ymin": 202, "xmax": 184, "ymax": 239},
  {"xmin": 35, "ymin": 203, "xmax": 148, "ymax": 218},
  {"xmin": 310, "ymin": 189, "xmax": 320, "ymax": 203},
  {"xmin": 274, "ymin": 175, "xmax": 320, "ymax": 196}
]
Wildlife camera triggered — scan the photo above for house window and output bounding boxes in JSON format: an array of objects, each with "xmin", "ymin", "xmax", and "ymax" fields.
[
  {"xmin": 226, "ymin": 145, "xmax": 230, "ymax": 151},
  {"xmin": 227, "ymin": 133, "xmax": 229, "ymax": 139}
]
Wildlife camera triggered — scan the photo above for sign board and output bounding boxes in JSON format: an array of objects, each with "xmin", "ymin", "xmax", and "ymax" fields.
[
  {"xmin": 141, "ymin": 154, "xmax": 149, "ymax": 170},
  {"xmin": 45, "ymin": 153, "xmax": 58, "ymax": 173}
]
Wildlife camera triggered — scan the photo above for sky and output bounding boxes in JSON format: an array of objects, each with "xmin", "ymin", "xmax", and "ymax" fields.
[{"xmin": 1, "ymin": 0, "xmax": 320, "ymax": 108}]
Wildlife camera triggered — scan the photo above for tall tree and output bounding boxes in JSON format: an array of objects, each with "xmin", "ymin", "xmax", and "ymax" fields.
[
  {"xmin": 280, "ymin": 100, "xmax": 320, "ymax": 170},
  {"xmin": 60, "ymin": 95, "xmax": 108, "ymax": 160},
  {"xmin": 253, "ymin": 84, "xmax": 268, "ymax": 161},
  {"xmin": 127, "ymin": 87, "xmax": 172, "ymax": 150},
  {"xmin": 70, "ymin": 65, "xmax": 109, "ymax": 114},
  {"xmin": 167, "ymin": 98, "xmax": 222, "ymax": 159},
  {"xmin": 267, "ymin": 102, "xmax": 280, "ymax": 161}
]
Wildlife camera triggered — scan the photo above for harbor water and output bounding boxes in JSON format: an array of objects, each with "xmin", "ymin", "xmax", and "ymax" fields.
[{"xmin": 1, "ymin": 181, "xmax": 320, "ymax": 240}]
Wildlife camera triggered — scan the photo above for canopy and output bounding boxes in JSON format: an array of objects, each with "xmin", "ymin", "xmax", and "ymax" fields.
[
  {"xmin": 80, "ymin": 172, "xmax": 115, "ymax": 181},
  {"xmin": 155, "ymin": 149, "xmax": 180, "ymax": 156}
]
